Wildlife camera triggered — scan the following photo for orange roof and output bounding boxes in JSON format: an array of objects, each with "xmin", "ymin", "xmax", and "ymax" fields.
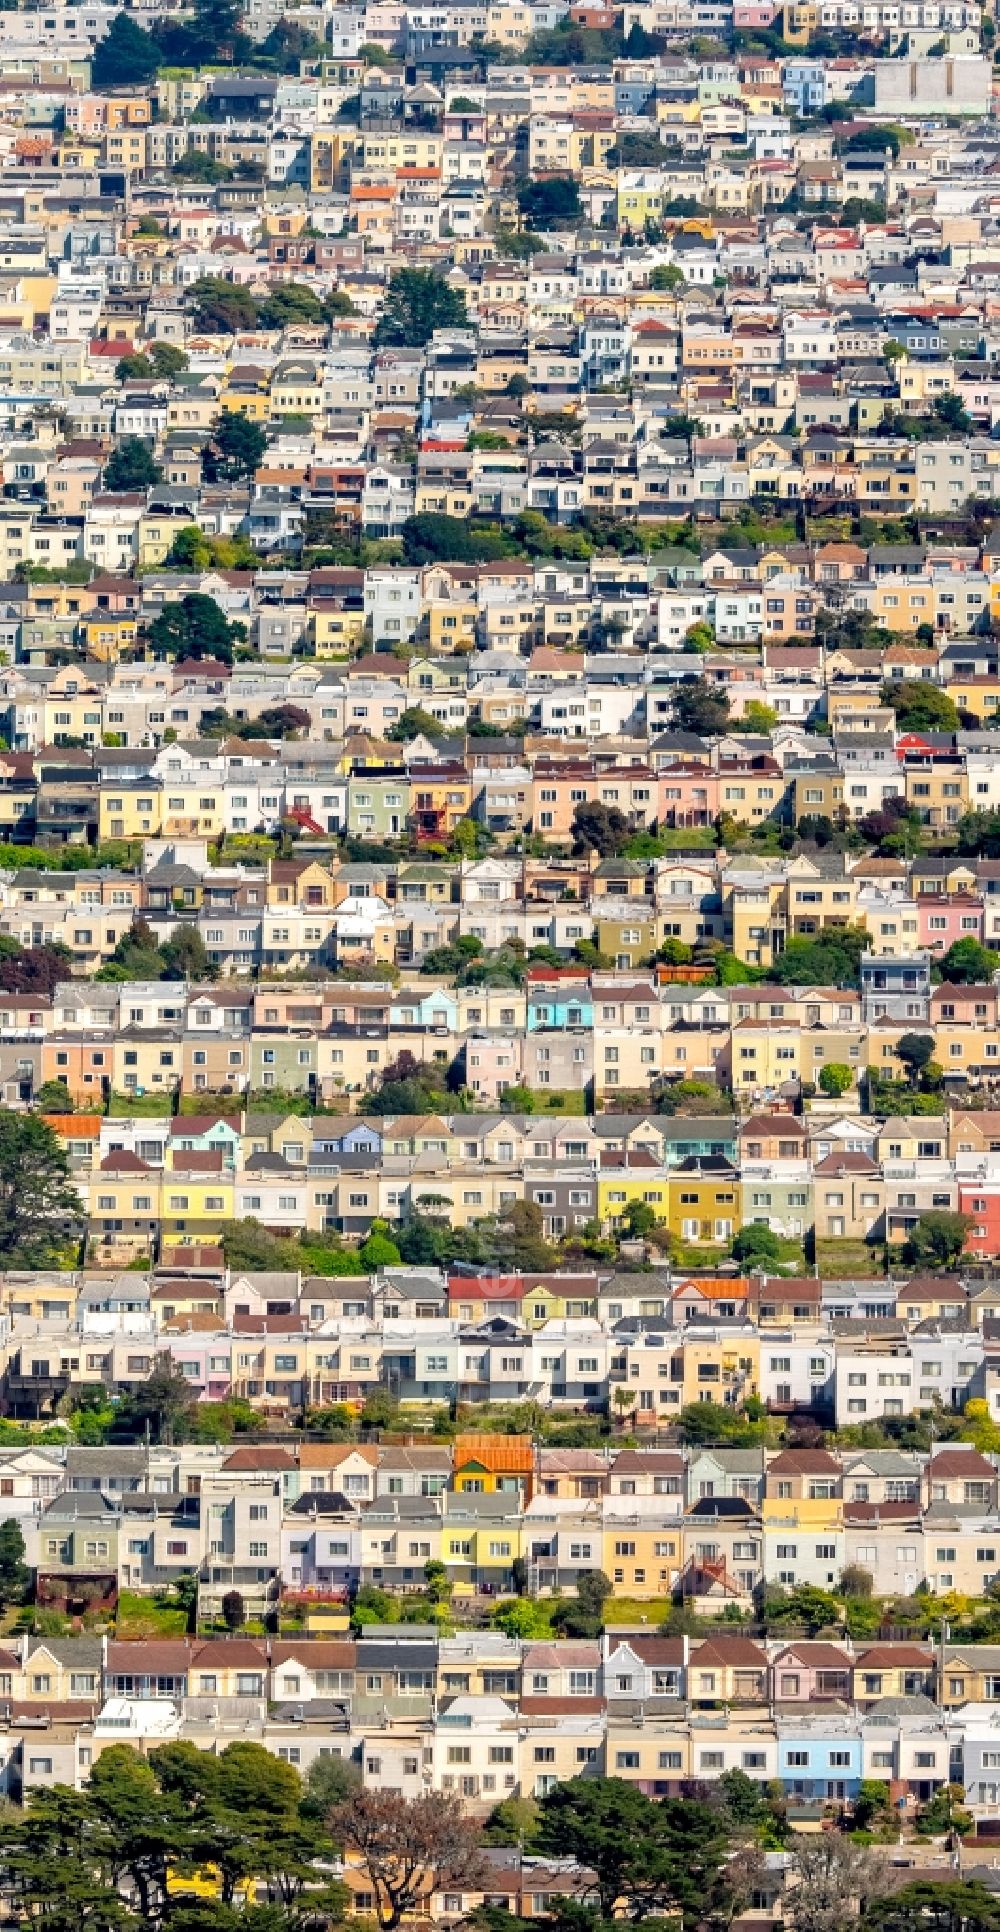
[
  {"xmin": 43, "ymin": 1114, "xmax": 103, "ymax": 1137},
  {"xmin": 454, "ymin": 1433, "xmax": 534, "ymax": 1473},
  {"xmin": 351, "ymin": 185, "xmax": 395, "ymax": 201}
]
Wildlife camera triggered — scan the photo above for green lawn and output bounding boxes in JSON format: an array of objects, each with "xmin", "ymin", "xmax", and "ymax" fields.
[
  {"xmin": 107, "ymin": 1091, "xmax": 174, "ymax": 1117},
  {"xmin": 115, "ymin": 1591, "xmax": 189, "ymax": 1637},
  {"xmin": 602, "ymin": 1597, "xmax": 676, "ymax": 1626},
  {"xmin": 815, "ymin": 1238, "xmax": 884, "ymax": 1278}
]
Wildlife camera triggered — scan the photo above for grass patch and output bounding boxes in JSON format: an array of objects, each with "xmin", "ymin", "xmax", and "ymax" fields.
[
  {"xmin": 177, "ymin": 1091, "xmax": 242, "ymax": 1115},
  {"xmin": 815, "ymin": 1238, "xmax": 884, "ymax": 1278},
  {"xmin": 537, "ymin": 1088, "xmax": 586, "ymax": 1114},
  {"xmin": 602, "ymin": 1597, "xmax": 676, "ymax": 1626},
  {"xmin": 670, "ymin": 1242, "xmax": 729, "ymax": 1270},
  {"xmin": 115, "ymin": 1590, "xmax": 188, "ymax": 1637},
  {"xmin": 653, "ymin": 826, "xmax": 718, "ymax": 850},
  {"xmin": 107, "ymin": 1091, "xmax": 174, "ymax": 1117}
]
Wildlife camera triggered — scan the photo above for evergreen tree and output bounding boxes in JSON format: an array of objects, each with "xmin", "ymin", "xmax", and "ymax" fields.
[{"xmin": 92, "ymin": 10, "xmax": 161, "ymax": 85}]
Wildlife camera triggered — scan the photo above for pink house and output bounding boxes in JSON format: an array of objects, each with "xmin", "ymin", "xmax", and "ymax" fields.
[
  {"xmin": 916, "ymin": 892, "xmax": 984, "ymax": 954},
  {"xmin": 464, "ymin": 1032, "xmax": 524, "ymax": 1102},
  {"xmin": 163, "ymin": 1337, "xmax": 233, "ymax": 1402},
  {"xmin": 771, "ymin": 1642, "xmax": 852, "ymax": 1701},
  {"xmin": 734, "ymin": 1, "xmax": 779, "ymax": 23},
  {"xmin": 657, "ymin": 763, "xmax": 722, "ymax": 828}
]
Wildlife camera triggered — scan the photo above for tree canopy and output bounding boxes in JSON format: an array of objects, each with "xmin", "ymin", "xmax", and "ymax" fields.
[
  {"xmin": 374, "ymin": 269, "xmax": 469, "ymax": 348},
  {"xmin": 0, "ymin": 1114, "xmax": 84, "ymax": 1267},
  {"xmin": 147, "ymin": 594, "xmax": 248, "ymax": 665},
  {"xmin": 92, "ymin": 10, "xmax": 161, "ymax": 84}
]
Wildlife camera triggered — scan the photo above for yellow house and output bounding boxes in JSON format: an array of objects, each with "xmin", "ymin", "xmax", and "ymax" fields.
[
  {"xmin": 167, "ymin": 393, "xmax": 221, "ymax": 434},
  {"xmin": 665, "ymin": 1167, "xmax": 741, "ymax": 1247},
  {"xmin": 442, "ymin": 1514, "xmax": 523, "ymax": 1592},
  {"xmin": 311, "ymin": 607, "xmax": 366, "ymax": 657},
  {"xmin": 111, "ymin": 1033, "xmax": 183, "ymax": 1095},
  {"xmin": 425, "ymin": 600, "xmax": 477, "ymax": 654},
  {"xmin": 44, "ymin": 683, "xmax": 106, "ymax": 747},
  {"xmin": 161, "ymin": 1154, "xmax": 235, "ymax": 1242},
  {"xmin": 868, "ymin": 577, "xmax": 934, "ymax": 633},
  {"xmin": 722, "ymin": 1018, "xmax": 801, "ymax": 1097},
  {"xmin": 160, "ymin": 779, "xmax": 227, "ymax": 839},
  {"xmin": 310, "ymin": 128, "xmax": 363, "ymax": 193},
  {"xmin": 81, "ymin": 611, "xmax": 139, "ymax": 664},
  {"xmin": 617, "ymin": 179, "xmax": 665, "ymax": 232},
  {"xmin": 99, "ymin": 783, "xmax": 163, "ymax": 843},
  {"xmin": 361, "ymin": 130, "xmax": 442, "ymax": 170},
  {"xmin": 138, "ymin": 512, "xmax": 196, "ymax": 570},
  {"xmin": 414, "ymin": 476, "xmax": 474, "ymax": 520},
  {"xmin": 949, "ymin": 676, "xmax": 1000, "ymax": 723},
  {"xmin": 598, "ymin": 1160, "xmax": 670, "ymax": 1231},
  {"xmin": 763, "ymin": 1446, "xmax": 842, "ymax": 1527},
  {"xmin": 271, "ymin": 363, "xmax": 325, "ymax": 419},
  {"xmin": 601, "ymin": 1520, "xmax": 682, "ymax": 1595}
]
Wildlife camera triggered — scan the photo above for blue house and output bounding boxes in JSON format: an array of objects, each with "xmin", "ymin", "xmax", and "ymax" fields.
[
  {"xmin": 776, "ymin": 1717, "xmax": 863, "ymax": 1802},
  {"xmin": 527, "ymin": 986, "xmax": 594, "ymax": 1031}
]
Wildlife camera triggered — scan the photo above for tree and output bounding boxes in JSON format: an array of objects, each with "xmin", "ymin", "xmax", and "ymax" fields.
[
  {"xmin": 150, "ymin": 343, "xmax": 189, "ymax": 379},
  {"xmin": 902, "ymin": 1210, "xmax": 972, "ymax": 1271},
  {"xmin": 934, "ymin": 393, "xmax": 973, "ymax": 435},
  {"xmin": 92, "ymin": 9, "xmax": 160, "ymax": 84},
  {"xmin": 204, "ymin": 412, "xmax": 268, "ymax": 485},
  {"xmin": 537, "ymin": 1781, "xmax": 663, "ymax": 1919},
  {"xmin": 651, "ymin": 263, "xmax": 686, "ymax": 291},
  {"xmin": 34, "ymin": 1079, "xmax": 74, "ymax": 1113},
  {"xmin": 0, "ymin": 1114, "xmax": 84, "ymax": 1266},
  {"xmin": 539, "ymin": 1782, "xmax": 730, "ymax": 1928},
  {"xmin": 839, "ymin": 1563, "xmax": 874, "ymax": 1598},
  {"xmin": 147, "ymin": 594, "xmax": 247, "ymax": 665},
  {"xmin": 957, "ymin": 811, "xmax": 1000, "ymax": 859},
  {"xmin": 896, "ymin": 1032, "xmax": 936, "ymax": 1085},
  {"xmin": 400, "ymin": 514, "xmax": 509, "ymax": 566},
  {"xmin": 115, "ymin": 354, "xmax": 154, "ymax": 384},
  {"xmin": 880, "ymin": 680, "xmax": 959, "ymax": 734},
  {"xmin": 386, "ymin": 707, "xmax": 448, "ymax": 743},
  {"xmin": 672, "ymin": 678, "xmax": 730, "ymax": 736},
  {"xmin": 160, "ymin": 927, "xmax": 215, "ymax": 982},
  {"xmin": 499, "ymin": 1198, "xmax": 554, "ymax": 1271},
  {"xmin": 330, "ymin": 1789, "xmax": 489, "ymax": 1931},
  {"xmin": 188, "ymin": 278, "xmax": 260, "ymax": 335},
  {"xmin": 622, "ymin": 1199, "xmax": 657, "ymax": 1237},
  {"xmin": 374, "ymin": 270, "xmax": 469, "ymax": 349},
  {"xmin": 818, "ymin": 1062, "xmax": 854, "ymax": 1097},
  {"xmin": 483, "ymin": 1797, "xmax": 541, "ymax": 1851},
  {"xmin": 517, "ymin": 174, "xmax": 582, "ymax": 227},
  {"xmin": 113, "ymin": 1362, "xmax": 197, "ymax": 1444},
  {"xmin": 787, "ymin": 1837, "xmax": 897, "ymax": 1932},
  {"xmin": 302, "ymin": 1754, "xmax": 360, "ymax": 1819},
  {"xmin": 490, "ymin": 1597, "xmax": 550, "ymax": 1639},
  {"xmin": 742, "ymin": 700, "xmax": 779, "ymax": 734},
  {"xmin": 104, "ymin": 437, "xmax": 161, "ymax": 493},
  {"xmin": 0, "ymin": 939, "xmax": 75, "ymax": 997},
  {"xmin": 769, "ymin": 928, "xmax": 867, "ymax": 989},
  {"xmin": 571, "ymin": 799, "xmax": 630, "ymax": 857},
  {"xmin": 221, "ymin": 1590, "xmax": 244, "ymax": 1632},
  {"xmin": 939, "ymin": 937, "xmax": 1000, "ymax": 984},
  {"xmin": 256, "ymin": 283, "xmax": 325, "ymax": 329},
  {"xmin": 731, "ymin": 1223, "xmax": 781, "ymax": 1268},
  {"xmin": 359, "ymin": 1226, "xmax": 402, "ymax": 1269},
  {"xmin": 0, "ymin": 1519, "xmax": 29, "ymax": 1606},
  {"xmin": 551, "ymin": 1568, "xmax": 616, "ymax": 1636},
  {"xmin": 872, "ymin": 1881, "xmax": 1000, "ymax": 1932},
  {"xmin": 173, "ymin": 150, "xmax": 231, "ymax": 184}
]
